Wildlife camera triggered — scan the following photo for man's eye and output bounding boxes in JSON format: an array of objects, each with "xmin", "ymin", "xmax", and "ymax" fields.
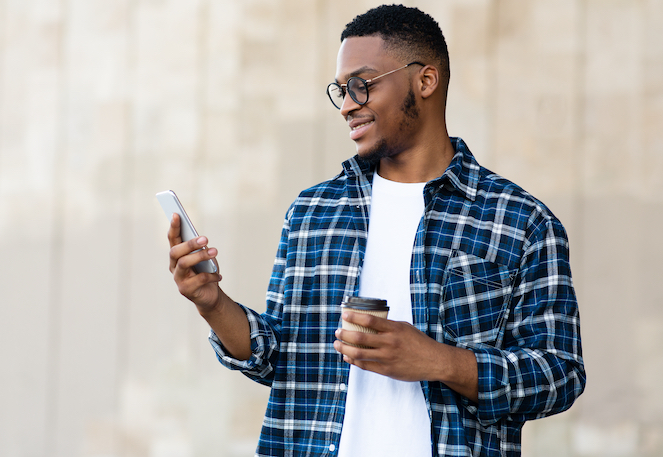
[
  {"xmin": 348, "ymin": 81, "xmax": 366, "ymax": 95},
  {"xmin": 330, "ymin": 85, "xmax": 345, "ymax": 99}
]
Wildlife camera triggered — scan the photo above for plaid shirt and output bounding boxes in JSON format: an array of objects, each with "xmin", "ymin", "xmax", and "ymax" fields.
[{"xmin": 210, "ymin": 137, "xmax": 586, "ymax": 456}]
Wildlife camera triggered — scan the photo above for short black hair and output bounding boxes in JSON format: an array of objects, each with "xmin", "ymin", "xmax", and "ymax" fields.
[{"xmin": 340, "ymin": 4, "xmax": 450, "ymax": 81}]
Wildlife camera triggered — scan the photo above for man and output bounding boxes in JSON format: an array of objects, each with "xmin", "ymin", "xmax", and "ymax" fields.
[{"xmin": 168, "ymin": 5, "xmax": 586, "ymax": 456}]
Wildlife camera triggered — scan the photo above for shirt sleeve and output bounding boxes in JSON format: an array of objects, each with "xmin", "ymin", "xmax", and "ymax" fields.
[
  {"xmin": 471, "ymin": 216, "xmax": 586, "ymax": 426},
  {"xmin": 208, "ymin": 205, "xmax": 294, "ymax": 386}
]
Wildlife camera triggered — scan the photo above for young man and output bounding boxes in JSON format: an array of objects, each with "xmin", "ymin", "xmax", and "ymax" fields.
[{"xmin": 167, "ymin": 5, "xmax": 586, "ymax": 456}]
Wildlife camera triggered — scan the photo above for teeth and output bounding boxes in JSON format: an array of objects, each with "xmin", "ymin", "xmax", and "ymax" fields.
[{"xmin": 352, "ymin": 121, "xmax": 373, "ymax": 130}]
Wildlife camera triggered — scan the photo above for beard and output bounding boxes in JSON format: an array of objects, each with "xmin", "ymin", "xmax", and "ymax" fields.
[{"xmin": 360, "ymin": 88, "xmax": 420, "ymax": 165}]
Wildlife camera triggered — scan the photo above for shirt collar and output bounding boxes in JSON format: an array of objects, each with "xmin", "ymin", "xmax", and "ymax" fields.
[
  {"xmin": 430, "ymin": 137, "xmax": 480, "ymax": 202},
  {"xmin": 340, "ymin": 137, "xmax": 480, "ymax": 202},
  {"xmin": 341, "ymin": 154, "xmax": 374, "ymax": 178}
]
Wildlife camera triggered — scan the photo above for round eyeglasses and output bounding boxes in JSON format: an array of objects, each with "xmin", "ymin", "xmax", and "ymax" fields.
[{"xmin": 326, "ymin": 61, "xmax": 424, "ymax": 110}]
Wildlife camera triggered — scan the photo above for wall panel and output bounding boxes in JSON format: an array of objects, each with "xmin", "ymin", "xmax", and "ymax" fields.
[{"xmin": 0, "ymin": 1, "xmax": 662, "ymax": 456}]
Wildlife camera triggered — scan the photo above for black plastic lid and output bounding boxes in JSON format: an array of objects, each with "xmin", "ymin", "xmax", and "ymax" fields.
[{"xmin": 341, "ymin": 295, "xmax": 388, "ymax": 310}]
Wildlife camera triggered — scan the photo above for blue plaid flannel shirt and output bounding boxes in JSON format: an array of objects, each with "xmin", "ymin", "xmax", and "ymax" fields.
[{"xmin": 210, "ymin": 137, "xmax": 586, "ymax": 456}]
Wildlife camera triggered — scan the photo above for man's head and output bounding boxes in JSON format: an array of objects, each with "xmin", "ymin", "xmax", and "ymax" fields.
[
  {"xmin": 341, "ymin": 5, "xmax": 450, "ymax": 96},
  {"xmin": 331, "ymin": 5, "xmax": 450, "ymax": 165}
]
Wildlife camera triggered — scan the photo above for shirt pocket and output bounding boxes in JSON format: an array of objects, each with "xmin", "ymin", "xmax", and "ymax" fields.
[{"xmin": 440, "ymin": 250, "xmax": 517, "ymax": 346}]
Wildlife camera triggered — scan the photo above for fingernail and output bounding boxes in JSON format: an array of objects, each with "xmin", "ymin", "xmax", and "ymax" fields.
[{"xmin": 197, "ymin": 236, "xmax": 207, "ymax": 245}]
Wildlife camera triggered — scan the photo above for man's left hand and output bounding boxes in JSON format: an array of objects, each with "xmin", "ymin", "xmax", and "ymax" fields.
[{"xmin": 333, "ymin": 311, "xmax": 479, "ymax": 402}]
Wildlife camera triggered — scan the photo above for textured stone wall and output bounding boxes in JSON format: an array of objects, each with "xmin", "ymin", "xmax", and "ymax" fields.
[{"xmin": 0, "ymin": 1, "xmax": 661, "ymax": 456}]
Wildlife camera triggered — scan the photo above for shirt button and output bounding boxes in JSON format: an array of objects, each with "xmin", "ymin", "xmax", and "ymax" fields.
[
  {"xmin": 329, "ymin": 444, "xmax": 336, "ymax": 452},
  {"xmin": 339, "ymin": 383, "xmax": 346, "ymax": 391}
]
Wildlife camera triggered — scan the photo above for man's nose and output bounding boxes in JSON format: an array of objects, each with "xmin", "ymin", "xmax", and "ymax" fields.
[{"xmin": 340, "ymin": 92, "xmax": 361, "ymax": 117}]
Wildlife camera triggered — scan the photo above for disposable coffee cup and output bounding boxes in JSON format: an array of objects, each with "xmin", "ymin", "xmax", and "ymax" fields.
[{"xmin": 340, "ymin": 296, "xmax": 389, "ymax": 348}]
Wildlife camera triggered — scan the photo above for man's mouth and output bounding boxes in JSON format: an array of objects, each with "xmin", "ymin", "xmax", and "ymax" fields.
[
  {"xmin": 352, "ymin": 121, "xmax": 374, "ymax": 131},
  {"xmin": 349, "ymin": 120, "xmax": 374, "ymax": 141}
]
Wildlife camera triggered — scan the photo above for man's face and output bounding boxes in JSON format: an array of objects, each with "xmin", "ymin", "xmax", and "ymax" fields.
[{"xmin": 334, "ymin": 36, "xmax": 420, "ymax": 164}]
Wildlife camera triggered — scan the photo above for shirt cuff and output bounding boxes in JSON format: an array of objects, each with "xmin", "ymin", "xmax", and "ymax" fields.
[
  {"xmin": 472, "ymin": 346, "xmax": 512, "ymax": 426},
  {"xmin": 208, "ymin": 327, "xmax": 259, "ymax": 372}
]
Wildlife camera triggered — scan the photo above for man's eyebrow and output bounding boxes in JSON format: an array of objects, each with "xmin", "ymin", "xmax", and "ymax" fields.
[{"xmin": 335, "ymin": 66, "xmax": 378, "ymax": 83}]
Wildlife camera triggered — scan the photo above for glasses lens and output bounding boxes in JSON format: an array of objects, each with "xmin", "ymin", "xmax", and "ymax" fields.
[
  {"xmin": 347, "ymin": 78, "xmax": 368, "ymax": 105},
  {"xmin": 327, "ymin": 84, "xmax": 344, "ymax": 109}
]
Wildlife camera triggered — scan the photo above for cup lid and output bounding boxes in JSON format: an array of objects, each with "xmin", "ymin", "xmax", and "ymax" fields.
[{"xmin": 341, "ymin": 295, "xmax": 388, "ymax": 310}]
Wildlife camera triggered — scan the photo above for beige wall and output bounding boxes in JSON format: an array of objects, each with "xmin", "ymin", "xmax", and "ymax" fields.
[{"xmin": 1, "ymin": 0, "xmax": 662, "ymax": 456}]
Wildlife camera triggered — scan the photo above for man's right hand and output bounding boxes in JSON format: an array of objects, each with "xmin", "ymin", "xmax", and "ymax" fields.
[
  {"xmin": 166, "ymin": 213, "xmax": 252, "ymax": 360},
  {"xmin": 167, "ymin": 213, "xmax": 222, "ymax": 312}
]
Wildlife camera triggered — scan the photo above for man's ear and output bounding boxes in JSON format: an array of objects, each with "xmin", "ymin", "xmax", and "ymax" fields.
[{"xmin": 417, "ymin": 65, "xmax": 440, "ymax": 99}]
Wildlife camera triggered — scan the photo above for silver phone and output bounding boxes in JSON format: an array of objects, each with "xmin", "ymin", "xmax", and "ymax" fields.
[{"xmin": 156, "ymin": 190, "xmax": 218, "ymax": 274}]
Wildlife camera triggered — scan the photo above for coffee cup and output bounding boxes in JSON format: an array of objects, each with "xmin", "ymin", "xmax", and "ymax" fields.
[{"xmin": 340, "ymin": 296, "xmax": 389, "ymax": 348}]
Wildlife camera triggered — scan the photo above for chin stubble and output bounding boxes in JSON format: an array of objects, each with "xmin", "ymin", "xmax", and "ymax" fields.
[{"xmin": 360, "ymin": 89, "xmax": 419, "ymax": 165}]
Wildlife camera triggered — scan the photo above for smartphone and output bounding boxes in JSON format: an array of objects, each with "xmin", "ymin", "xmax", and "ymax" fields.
[{"xmin": 156, "ymin": 190, "xmax": 218, "ymax": 274}]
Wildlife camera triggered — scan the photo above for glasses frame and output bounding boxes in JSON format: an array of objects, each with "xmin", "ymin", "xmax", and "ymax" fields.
[{"xmin": 326, "ymin": 61, "xmax": 425, "ymax": 110}]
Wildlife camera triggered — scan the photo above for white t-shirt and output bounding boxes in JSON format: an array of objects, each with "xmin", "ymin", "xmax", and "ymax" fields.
[{"xmin": 338, "ymin": 172, "xmax": 431, "ymax": 457}]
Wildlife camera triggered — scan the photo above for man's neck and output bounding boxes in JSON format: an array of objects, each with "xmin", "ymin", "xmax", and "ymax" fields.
[{"xmin": 376, "ymin": 135, "xmax": 455, "ymax": 183}]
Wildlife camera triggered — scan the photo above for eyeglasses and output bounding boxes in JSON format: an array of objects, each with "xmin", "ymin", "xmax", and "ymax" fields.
[{"xmin": 326, "ymin": 61, "xmax": 424, "ymax": 110}]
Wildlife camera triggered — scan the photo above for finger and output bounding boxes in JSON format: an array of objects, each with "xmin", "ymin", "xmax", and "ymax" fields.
[
  {"xmin": 169, "ymin": 236, "xmax": 209, "ymax": 271},
  {"xmin": 334, "ymin": 338, "xmax": 360, "ymax": 362},
  {"xmin": 341, "ymin": 310, "xmax": 393, "ymax": 333},
  {"xmin": 333, "ymin": 338, "xmax": 390, "ymax": 377},
  {"xmin": 167, "ymin": 213, "xmax": 183, "ymax": 247},
  {"xmin": 173, "ymin": 245, "xmax": 218, "ymax": 278},
  {"xmin": 334, "ymin": 330, "xmax": 381, "ymax": 359},
  {"xmin": 334, "ymin": 338, "xmax": 397, "ymax": 379}
]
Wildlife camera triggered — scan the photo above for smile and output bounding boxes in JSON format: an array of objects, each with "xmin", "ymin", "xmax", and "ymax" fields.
[{"xmin": 352, "ymin": 121, "xmax": 374, "ymax": 130}]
